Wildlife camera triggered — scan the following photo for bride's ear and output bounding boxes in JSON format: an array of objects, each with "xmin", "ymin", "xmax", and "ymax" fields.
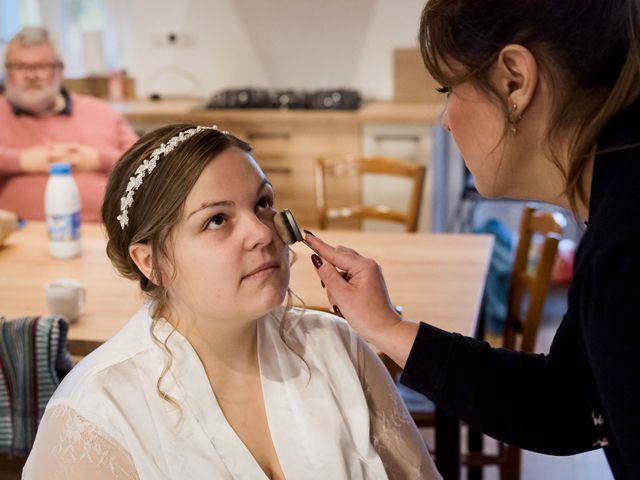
[{"xmin": 129, "ymin": 242, "xmax": 156, "ymax": 283}]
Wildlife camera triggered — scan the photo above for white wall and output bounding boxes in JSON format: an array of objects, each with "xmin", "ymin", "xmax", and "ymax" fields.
[{"xmin": 115, "ymin": 0, "xmax": 426, "ymax": 100}]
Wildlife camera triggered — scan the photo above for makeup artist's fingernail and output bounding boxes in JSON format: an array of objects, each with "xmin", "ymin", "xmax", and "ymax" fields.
[
  {"xmin": 303, "ymin": 229, "xmax": 315, "ymax": 237},
  {"xmin": 321, "ymin": 280, "xmax": 325, "ymax": 288},
  {"xmin": 333, "ymin": 305, "xmax": 343, "ymax": 317},
  {"xmin": 311, "ymin": 254, "xmax": 323, "ymax": 268}
]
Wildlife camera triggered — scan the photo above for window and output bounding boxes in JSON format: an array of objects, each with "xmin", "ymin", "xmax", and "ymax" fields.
[
  {"xmin": 62, "ymin": 0, "xmax": 108, "ymax": 76},
  {"xmin": 1, "ymin": 0, "xmax": 43, "ymax": 43},
  {"xmin": 2, "ymin": 0, "xmax": 120, "ymax": 78},
  {"xmin": 0, "ymin": 0, "xmax": 21, "ymax": 44}
]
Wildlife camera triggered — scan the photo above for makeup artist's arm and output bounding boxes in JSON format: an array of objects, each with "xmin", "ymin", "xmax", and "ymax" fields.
[
  {"xmin": 305, "ymin": 233, "xmax": 600, "ymax": 456},
  {"xmin": 305, "ymin": 233, "xmax": 418, "ymax": 368}
]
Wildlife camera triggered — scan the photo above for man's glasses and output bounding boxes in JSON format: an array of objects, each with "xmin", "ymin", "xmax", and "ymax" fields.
[{"xmin": 5, "ymin": 62, "xmax": 62, "ymax": 74}]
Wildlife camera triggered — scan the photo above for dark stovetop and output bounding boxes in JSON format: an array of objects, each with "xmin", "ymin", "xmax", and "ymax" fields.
[{"xmin": 206, "ymin": 88, "xmax": 362, "ymax": 110}]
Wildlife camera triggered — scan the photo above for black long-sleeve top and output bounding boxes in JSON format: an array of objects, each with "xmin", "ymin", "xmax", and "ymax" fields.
[{"xmin": 401, "ymin": 100, "xmax": 640, "ymax": 479}]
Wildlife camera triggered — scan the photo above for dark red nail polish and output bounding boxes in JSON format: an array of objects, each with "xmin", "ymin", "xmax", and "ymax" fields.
[
  {"xmin": 321, "ymin": 280, "xmax": 325, "ymax": 288},
  {"xmin": 333, "ymin": 305, "xmax": 343, "ymax": 317},
  {"xmin": 311, "ymin": 254, "xmax": 323, "ymax": 268},
  {"xmin": 303, "ymin": 229, "xmax": 315, "ymax": 237}
]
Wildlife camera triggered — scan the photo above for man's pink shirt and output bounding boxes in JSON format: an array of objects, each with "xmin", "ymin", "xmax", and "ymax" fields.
[{"xmin": 0, "ymin": 92, "xmax": 138, "ymax": 221}]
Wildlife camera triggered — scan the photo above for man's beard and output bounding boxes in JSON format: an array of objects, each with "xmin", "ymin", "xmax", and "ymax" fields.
[{"xmin": 5, "ymin": 80, "xmax": 60, "ymax": 115}]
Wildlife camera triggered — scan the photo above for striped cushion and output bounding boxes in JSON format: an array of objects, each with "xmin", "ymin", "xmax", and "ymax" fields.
[{"xmin": 0, "ymin": 316, "xmax": 73, "ymax": 456}]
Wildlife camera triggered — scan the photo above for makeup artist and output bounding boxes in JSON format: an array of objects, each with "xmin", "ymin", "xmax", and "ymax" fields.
[{"xmin": 306, "ymin": 1, "xmax": 640, "ymax": 478}]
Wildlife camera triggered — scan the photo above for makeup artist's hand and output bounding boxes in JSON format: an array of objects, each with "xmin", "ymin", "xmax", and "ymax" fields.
[{"xmin": 305, "ymin": 232, "xmax": 419, "ymax": 367}]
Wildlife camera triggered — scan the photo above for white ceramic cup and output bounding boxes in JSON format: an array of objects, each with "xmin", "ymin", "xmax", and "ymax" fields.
[{"xmin": 44, "ymin": 278, "xmax": 86, "ymax": 323}]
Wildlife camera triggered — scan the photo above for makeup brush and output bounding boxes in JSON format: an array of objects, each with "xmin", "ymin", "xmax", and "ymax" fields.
[
  {"xmin": 275, "ymin": 209, "xmax": 356, "ymax": 286},
  {"xmin": 275, "ymin": 211, "xmax": 397, "ymax": 310},
  {"xmin": 273, "ymin": 208, "xmax": 317, "ymax": 253}
]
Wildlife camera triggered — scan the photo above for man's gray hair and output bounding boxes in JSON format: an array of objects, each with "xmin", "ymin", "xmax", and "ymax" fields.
[{"xmin": 8, "ymin": 27, "xmax": 60, "ymax": 59}]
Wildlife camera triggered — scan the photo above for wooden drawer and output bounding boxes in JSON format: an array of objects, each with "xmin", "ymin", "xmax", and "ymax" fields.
[
  {"xmin": 252, "ymin": 155, "xmax": 314, "ymax": 227},
  {"xmin": 242, "ymin": 124, "xmax": 359, "ymax": 228},
  {"xmin": 243, "ymin": 128, "xmax": 360, "ymax": 157},
  {"xmin": 255, "ymin": 153, "xmax": 359, "ymax": 229}
]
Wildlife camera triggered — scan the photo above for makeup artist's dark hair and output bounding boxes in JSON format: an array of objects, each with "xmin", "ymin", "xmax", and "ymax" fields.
[{"xmin": 420, "ymin": 0, "xmax": 640, "ymax": 212}]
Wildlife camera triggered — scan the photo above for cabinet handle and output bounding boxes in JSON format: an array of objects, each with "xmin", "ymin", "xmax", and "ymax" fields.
[
  {"xmin": 262, "ymin": 166, "xmax": 292, "ymax": 175},
  {"xmin": 247, "ymin": 132, "xmax": 291, "ymax": 141},
  {"xmin": 373, "ymin": 134, "xmax": 421, "ymax": 143}
]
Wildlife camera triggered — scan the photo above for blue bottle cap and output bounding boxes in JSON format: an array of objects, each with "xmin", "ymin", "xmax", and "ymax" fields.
[{"xmin": 49, "ymin": 162, "xmax": 72, "ymax": 175}]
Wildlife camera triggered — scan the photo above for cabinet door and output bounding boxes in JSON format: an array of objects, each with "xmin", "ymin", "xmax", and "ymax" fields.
[
  {"xmin": 361, "ymin": 124, "xmax": 432, "ymax": 231},
  {"xmin": 260, "ymin": 154, "xmax": 318, "ymax": 228},
  {"xmin": 242, "ymin": 124, "xmax": 360, "ymax": 229}
]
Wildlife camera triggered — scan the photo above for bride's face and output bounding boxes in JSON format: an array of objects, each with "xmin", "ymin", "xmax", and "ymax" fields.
[{"xmin": 165, "ymin": 146, "xmax": 290, "ymax": 324}]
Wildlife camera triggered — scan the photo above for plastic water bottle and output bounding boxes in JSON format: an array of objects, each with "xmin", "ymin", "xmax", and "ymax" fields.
[{"xmin": 44, "ymin": 162, "xmax": 81, "ymax": 258}]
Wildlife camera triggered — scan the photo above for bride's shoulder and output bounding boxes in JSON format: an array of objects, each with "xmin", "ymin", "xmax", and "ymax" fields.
[{"xmin": 52, "ymin": 305, "xmax": 157, "ymax": 407}]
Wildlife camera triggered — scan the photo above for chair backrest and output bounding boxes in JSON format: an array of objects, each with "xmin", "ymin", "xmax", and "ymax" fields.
[
  {"xmin": 503, "ymin": 206, "xmax": 565, "ymax": 352},
  {"xmin": 315, "ymin": 155, "xmax": 426, "ymax": 232},
  {"xmin": 0, "ymin": 315, "xmax": 73, "ymax": 456}
]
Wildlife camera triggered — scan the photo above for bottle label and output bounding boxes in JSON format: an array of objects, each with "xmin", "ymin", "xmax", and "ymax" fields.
[{"xmin": 47, "ymin": 211, "xmax": 81, "ymax": 241}]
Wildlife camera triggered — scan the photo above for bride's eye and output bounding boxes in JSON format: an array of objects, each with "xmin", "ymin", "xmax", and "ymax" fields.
[
  {"xmin": 256, "ymin": 195, "xmax": 274, "ymax": 210},
  {"xmin": 206, "ymin": 214, "xmax": 227, "ymax": 230}
]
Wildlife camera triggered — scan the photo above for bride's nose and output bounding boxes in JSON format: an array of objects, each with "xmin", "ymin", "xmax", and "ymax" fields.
[{"xmin": 243, "ymin": 212, "xmax": 274, "ymax": 250}]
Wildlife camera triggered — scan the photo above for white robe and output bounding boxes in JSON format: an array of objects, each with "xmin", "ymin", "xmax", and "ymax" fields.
[{"xmin": 23, "ymin": 304, "xmax": 441, "ymax": 479}]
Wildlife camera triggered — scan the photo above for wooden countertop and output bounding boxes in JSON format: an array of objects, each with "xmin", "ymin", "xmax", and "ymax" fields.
[
  {"xmin": 111, "ymin": 99, "xmax": 445, "ymax": 126},
  {"xmin": 111, "ymin": 98, "xmax": 202, "ymax": 116},
  {"xmin": 358, "ymin": 101, "xmax": 444, "ymax": 124}
]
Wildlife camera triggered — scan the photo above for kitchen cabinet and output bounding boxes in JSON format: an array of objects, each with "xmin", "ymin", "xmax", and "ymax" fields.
[
  {"xmin": 113, "ymin": 99, "xmax": 443, "ymax": 230},
  {"xmin": 113, "ymin": 102, "xmax": 361, "ymax": 228},
  {"xmin": 229, "ymin": 120, "xmax": 360, "ymax": 228}
]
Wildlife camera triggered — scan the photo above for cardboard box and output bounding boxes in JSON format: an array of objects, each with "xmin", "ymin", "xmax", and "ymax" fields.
[{"xmin": 393, "ymin": 48, "xmax": 441, "ymax": 103}]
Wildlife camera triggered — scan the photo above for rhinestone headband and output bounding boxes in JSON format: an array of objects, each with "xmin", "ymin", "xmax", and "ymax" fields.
[{"xmin": 117, "ymin": 125, "xmax": 227, "ymax": 229}]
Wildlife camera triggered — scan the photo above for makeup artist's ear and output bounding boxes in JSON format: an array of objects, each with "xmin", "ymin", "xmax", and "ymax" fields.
[
  {"xmin": 494, "ymin": 44, "xmax": 538, "ymax": 114},
  {"xmin": 129, "ymin": 242, "xmax": 156, "ymax": 283}
]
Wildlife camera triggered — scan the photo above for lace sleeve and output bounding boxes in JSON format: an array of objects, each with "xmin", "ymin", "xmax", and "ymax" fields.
[
  {"xmin": 354, "ymin": 337, "xmax": 442, "ymax": 480},
  {"xmin": 23, "ymin": 405, "xmax": 138, "ymax": 480}
]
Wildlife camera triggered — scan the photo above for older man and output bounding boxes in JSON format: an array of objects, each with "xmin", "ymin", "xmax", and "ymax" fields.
[{"xmin": 0, "ymin": 27, "xmax": 137, "ymax": 221}]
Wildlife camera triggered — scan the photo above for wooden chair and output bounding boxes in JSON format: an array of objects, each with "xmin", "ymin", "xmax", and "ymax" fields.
[
  {"xmin": 383, "ymin": 205, "xmax": 565, "ymax": 480},
  {"xmin": 502, "ymin": 206, "xmax": 565, "ymax": 352},
  {"xmin": 315, "ymin": 155, "xmax": 426, "ymax": 232}
]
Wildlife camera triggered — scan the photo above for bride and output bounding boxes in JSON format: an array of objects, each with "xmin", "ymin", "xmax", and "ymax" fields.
[{"xmin": 23, "ymin": 124, "xmax": 440, "ymax": 479}]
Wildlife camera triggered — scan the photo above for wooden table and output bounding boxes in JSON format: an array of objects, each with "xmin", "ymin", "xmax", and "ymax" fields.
[{"xmin": 0, "ymin": 222, "xmax": 492, "ymax": 480}]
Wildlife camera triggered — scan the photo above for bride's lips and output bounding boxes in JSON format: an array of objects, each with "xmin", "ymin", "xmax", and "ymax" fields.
[{"xmin": 243, "ymin": 260, "xmax": 280, "ymax": 280}]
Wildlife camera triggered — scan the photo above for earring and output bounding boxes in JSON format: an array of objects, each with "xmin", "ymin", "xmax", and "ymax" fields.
[{"xmin": 509, "ymin": 103, "xmax": 523, "ymax": 135}]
